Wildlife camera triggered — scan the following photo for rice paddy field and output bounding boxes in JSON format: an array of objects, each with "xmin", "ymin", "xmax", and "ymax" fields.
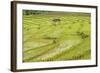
[{"xmin": 22, "ymin": 10, "xmax": 91, "ymax": 62}]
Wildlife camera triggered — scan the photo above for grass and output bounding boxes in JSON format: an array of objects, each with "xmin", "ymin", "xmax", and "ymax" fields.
[{"xmin": 23, "ymin": 11, "xmax": 91, "ymax": 62}]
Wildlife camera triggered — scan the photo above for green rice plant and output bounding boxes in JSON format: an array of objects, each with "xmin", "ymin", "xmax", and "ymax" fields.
[
  {"xmin": 32, "ymin": 38, "xmax": 90, "ymax": 61},
  {"xmin": 23, "ymin": 10, "xmax": 91, "ymax": 62},
  {"xmin": 23, "ymin": 42, "xmax": 59, "ymax": 62}
]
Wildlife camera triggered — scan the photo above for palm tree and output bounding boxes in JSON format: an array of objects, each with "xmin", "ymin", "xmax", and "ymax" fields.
[{"xmin": 52, "ymin": 18, "xmax": 61, "ymax": 26}]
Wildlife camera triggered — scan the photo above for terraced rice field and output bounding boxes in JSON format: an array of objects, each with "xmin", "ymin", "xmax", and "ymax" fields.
[{"xmin": 22, "ymin": 10, "xmax": 91, "ymax": 62}]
